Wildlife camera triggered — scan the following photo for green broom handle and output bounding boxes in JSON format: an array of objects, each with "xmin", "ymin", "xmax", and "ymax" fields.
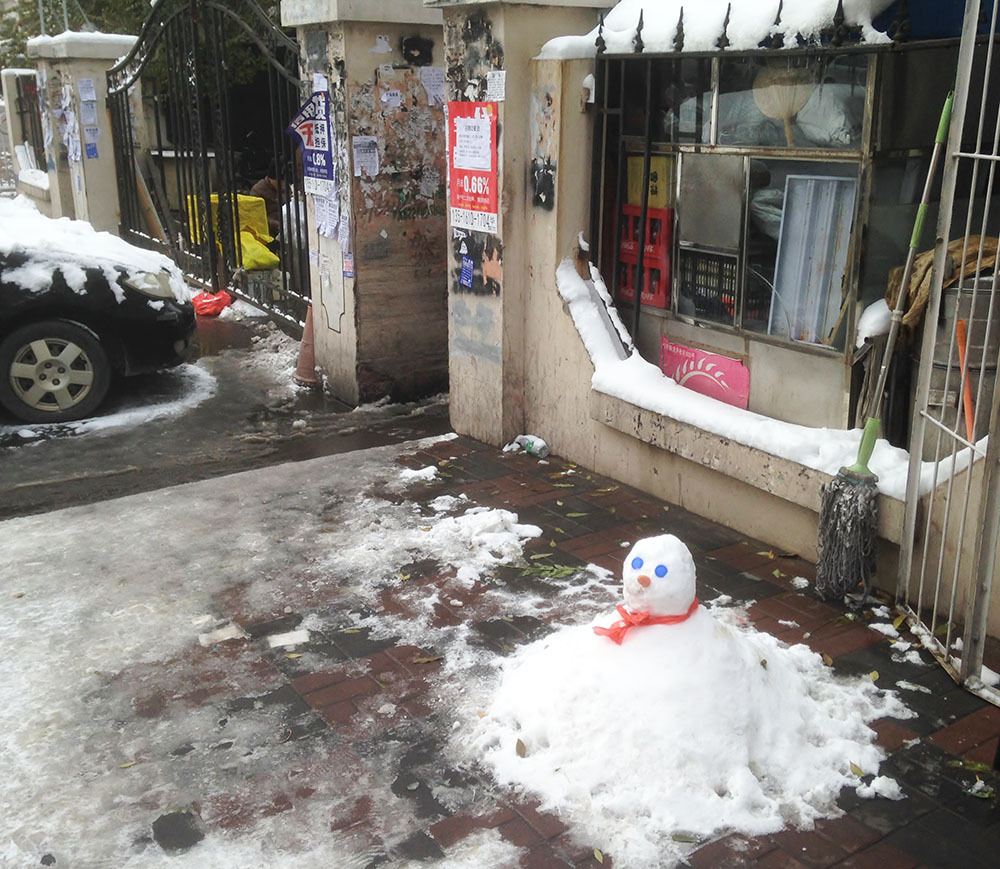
[{"xmin": 868, "ymin": 91, "xmax": 955, "ymax": 428}]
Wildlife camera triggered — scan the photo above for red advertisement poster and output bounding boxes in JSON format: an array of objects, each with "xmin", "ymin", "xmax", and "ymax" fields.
[
  {"xmin": 660, "ymin": 339, "xmax": 750, "ymax": 409},
  {"xmin": 447, "ymin": 101, "xmax": 498, "ymax": 234}
]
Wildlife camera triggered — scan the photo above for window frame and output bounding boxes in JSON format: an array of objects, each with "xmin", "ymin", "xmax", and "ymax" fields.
[{"xmin": 589, "ymin": 47, "xmax": 880, "ymax": 360}]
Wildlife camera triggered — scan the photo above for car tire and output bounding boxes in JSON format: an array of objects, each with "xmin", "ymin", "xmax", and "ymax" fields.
[{"xmin": 0, "ymin": 320, "xmax": 112, "ymax": 423}]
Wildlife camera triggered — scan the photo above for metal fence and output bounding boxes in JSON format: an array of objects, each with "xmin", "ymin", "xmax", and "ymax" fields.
[{"xmin": 897, "ymin": 0, "xmax": 1000, "ymax": 704}]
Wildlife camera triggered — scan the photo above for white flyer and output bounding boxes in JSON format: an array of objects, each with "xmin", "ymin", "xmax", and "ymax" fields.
[
  {"xmin": 352, "ymin": 136, "xmax": 379, "ymax": 177},
  {"xmin": 76, "ymin": 78, "xmax": 97, "ymax": 102},
  {"xmin": 419, "ymin": 67, "xmax": 446, "ymax": 106},
  {"xmin": 485, "ymin": 70, "xmax": 506, "ymax": 102}
]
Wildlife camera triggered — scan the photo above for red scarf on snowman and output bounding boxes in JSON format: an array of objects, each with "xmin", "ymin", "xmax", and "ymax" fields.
[{"xmin": 593, "ymin": 598, "xmax": 700, "ymax": 645}]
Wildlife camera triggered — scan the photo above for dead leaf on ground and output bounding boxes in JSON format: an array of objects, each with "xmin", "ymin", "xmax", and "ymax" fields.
[
  {"xmin": 411, "ymin": 655, "xmax": 443, "ymax": 665},
  {"xmin": 515, "ymin": 739, "xmax": 526, "ymax": 757},
  {"xmin": 850, "ymin": 761, "xmax": 864, "ymax": 777},
  {"xmin": 594, "ymin": 849, "xmax": 604, "ymax": 864},
  {"xmin": 822, "ymin": 652, "xmax": 834, "ymax": 666}
]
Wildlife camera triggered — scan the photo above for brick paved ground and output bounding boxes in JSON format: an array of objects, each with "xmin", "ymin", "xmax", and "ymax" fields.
[{"xmin": 126, "ymin": 435, "xmax": 1000, "ymax": 867}]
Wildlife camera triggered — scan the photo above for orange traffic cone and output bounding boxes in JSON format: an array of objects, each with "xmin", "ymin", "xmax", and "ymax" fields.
[{"xmin": 293, "ymin": 304, "xmax": 320, "ymax": 389}]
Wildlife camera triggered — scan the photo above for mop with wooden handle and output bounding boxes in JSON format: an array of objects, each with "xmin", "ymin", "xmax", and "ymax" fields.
[{"xmin": 816, "ymin": 91, "xmax": 954, "ymax": 606}]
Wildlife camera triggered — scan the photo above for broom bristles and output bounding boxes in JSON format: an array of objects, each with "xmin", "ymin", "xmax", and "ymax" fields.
[{"xmin": 816, "ymin": 472, "xmax": 879, "ymax": 605}]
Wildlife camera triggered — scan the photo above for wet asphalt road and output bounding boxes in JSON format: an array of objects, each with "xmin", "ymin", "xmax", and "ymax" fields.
[{"xmin": 0, "ymin": 316, "xmax": 451, "ymax": 520}]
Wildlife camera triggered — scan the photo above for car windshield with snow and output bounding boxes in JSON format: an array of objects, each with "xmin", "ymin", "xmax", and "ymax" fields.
[{"xmin": 0, "ymin": 198, "xmax": 195, "ymax": 423}]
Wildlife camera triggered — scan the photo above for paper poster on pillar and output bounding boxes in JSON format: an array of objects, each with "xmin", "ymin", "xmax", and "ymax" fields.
[
  {"xmin": 286, "ymin": 92, "xmax": 334, "ymax": 182},
  {"xmin": 447, "ymin": 101, "xmax": 498, "ymax": 235}
]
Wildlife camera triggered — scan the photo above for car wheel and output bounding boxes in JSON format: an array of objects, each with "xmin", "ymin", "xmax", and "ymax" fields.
[{"xmin": 0, "ymin": 320, "xmax": 112, "ymax": 423}]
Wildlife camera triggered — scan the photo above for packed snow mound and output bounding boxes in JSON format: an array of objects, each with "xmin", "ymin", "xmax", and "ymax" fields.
[
  {"xmin": 467, "ymin": 607, "xmax": 909, "ymax": 866},
  {"xmin": 0, "ymin": 195, "xmax": 190, "ymax": 302},
  {"xmin": 461, "ymin": 534, "xmax": 911, "ymax": 866},
  {"xmin": 540, "ymin": 0, "xmax": 895, "ymax": 58}
]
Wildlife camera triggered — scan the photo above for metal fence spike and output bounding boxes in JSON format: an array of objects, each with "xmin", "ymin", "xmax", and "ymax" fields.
[
  {"xmin": 596, "ymin": 12, "xmax": 606, "ymax": 54},
  {"xmin": 673, "ymin": 7, "xmax": 685, "ymax": 52},
  {"xmin": 717, "ymin": 3, "xmax": 731, "ymax": 49},
  {"xmin": 634, "ymin": 8, "xmax": 644, "ymax": 53},
  {"xmin": 891, "ymin": 0, "xmax": 911, "ymax": 44}
]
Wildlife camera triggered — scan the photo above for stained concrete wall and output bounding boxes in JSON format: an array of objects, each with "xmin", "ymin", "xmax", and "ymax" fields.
[
  {"xmin": 289, "ymin": 4, "xmax": 448, "ymax": 405},
  {"xmin": 437, "ymin": 1, "xmax": 603, "ymax": 444}
]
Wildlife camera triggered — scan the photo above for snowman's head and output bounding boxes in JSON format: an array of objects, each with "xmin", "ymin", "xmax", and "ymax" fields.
[{"xmin": 622, "ymin": 534, "xmax": 697, "ymax": 616}]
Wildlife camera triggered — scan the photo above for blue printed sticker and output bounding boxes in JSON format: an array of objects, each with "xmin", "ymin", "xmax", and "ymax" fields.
[{"xmin": 459, "ymin": 255, "xmax": 474, "ymax": 288}]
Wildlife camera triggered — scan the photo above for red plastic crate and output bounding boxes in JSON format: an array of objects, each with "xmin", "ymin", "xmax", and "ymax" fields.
[{"xmin": 617, "ymin": 204, "xmax": 672, "ymax": 309}]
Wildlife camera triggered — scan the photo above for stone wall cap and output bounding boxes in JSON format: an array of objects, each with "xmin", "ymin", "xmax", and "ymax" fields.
[
  {"xmin": 27, "ymin": 31, "xmax": 136, "ymax": 60},
  {"xmin": 281, "ymin": 0, "xmax": 441, "ymax": 26}
]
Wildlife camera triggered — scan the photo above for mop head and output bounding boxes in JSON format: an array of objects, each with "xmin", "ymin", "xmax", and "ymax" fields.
[{"xmin": 816, "ymin": 471, "xmax": 879, "ymax": 605}]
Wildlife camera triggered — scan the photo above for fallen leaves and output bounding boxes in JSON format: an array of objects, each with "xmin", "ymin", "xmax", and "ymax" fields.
[
  {"xmin": 411, "ymin": 655, "xmax": 443, "ymax": 665},
  {"xmin": 515, "ymin": 738, "xmax": 526, "ymax": 757},
  {"xmin": 849, "ymin": 761, "xmax": 864, "ymax": 777}
]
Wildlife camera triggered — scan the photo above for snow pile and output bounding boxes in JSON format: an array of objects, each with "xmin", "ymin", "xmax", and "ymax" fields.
[
  {"xmin": 856, "ymin": 298, "xmax": 892, "ymax": 348},
  {"xmin": 466, "ymin": 600, "xmax": 909, "ymax": 866},
  {"xmin": 540, "ymin": 0, "xmax": 894, "ymax": 59},
  {"xmin": 555, "ymin": 259, "xmax": 984, "ymax": 499},
  {"xmin": 238, "ymin": 324, "xmax": 301, "ymax": 399},
  {"xmin": 0, "ymin": 196, "xmax": 190, "ymax": 302},
  {"xmin": 0, "ymin": 364, "xmax": 216, "ymax": 439}
]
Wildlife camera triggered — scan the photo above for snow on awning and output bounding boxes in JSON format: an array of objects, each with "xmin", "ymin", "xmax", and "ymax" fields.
[{"xmin": 539, "ymin": 0, "xmax": 897, "ymax": 60}]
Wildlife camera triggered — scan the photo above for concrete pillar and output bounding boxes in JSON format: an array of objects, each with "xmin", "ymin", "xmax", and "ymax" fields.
[
  {"xmin": 428, "ymin": 0, "xmax": 604, "ymax": 446},
  {"xmin": 282, "ymin": 0, "xmax": 449, "ymax": 405},
  {"xmin": 26, "ymin": 32, "xmax": 137, "ymax": 233}
]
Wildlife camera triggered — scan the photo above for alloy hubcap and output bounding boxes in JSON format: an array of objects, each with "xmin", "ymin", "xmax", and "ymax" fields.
[{"xmin": 9, "ymin": 338, "xmax": 95, "ymax": 413}]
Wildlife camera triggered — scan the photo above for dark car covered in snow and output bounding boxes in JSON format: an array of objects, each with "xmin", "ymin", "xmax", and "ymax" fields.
[{"xmin": 0, "ymin": 199, "xmax": 196, "ymax": 423}]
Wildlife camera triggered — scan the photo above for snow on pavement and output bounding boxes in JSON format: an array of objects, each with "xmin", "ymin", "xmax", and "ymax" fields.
[{"xmin": 0, "ymin": 437, "xmax": 915, "ymax": 867}]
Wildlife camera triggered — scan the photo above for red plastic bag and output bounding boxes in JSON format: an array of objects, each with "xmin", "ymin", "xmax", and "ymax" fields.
[{"xmin": 192, "ymin": 289, "xmax": 232, "ymax": 317}]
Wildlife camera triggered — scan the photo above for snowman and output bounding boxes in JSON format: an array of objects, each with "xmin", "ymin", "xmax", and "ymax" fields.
[
  {"xmin": 593, "ymin": 534, "xmax": 700, "ymax": 643},
  {"xmin": 466, "ymin": 532, "xmax": 904, "ymax": 866}
]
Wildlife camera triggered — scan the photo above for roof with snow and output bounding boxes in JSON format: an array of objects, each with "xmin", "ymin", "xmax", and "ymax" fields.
[{"xmin": 539, "ymin": 1, "xmax": 904, "ymax": 59}]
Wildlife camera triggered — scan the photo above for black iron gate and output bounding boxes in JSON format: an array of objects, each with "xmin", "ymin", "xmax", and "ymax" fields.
[{"xmin": 107, "ymin": 0, "xmax": 311, "ymax": 326}]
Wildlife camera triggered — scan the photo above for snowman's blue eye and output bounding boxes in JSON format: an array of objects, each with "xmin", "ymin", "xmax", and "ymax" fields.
[
  {"xmin": 631, "ymin": 557, "xmax": 644, "ymax": 570},
  {"xmin": 654, "ymin": 564, "xmax": 668, "ymax": 577}
]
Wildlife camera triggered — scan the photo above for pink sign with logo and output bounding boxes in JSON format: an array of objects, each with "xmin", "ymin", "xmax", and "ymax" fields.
[{"xmin": 660, "ymin": 339, "xmax": 750, "ymax": 409}]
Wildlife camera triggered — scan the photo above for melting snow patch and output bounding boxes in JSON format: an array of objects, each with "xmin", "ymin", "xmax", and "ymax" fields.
[
  {"xmin": 198, "ymin": 623, "xmax": 248, "ymax": 646},
  {"xmin": 856, "ymin": 775, "xmax": 905, "ymax": 801},
  {"xmin": 430, "ymin": 494, "xmax": 468, "ymax": 512},
  {"xmin": 791, "ymin": 576, "xmax": 810, "ymax": 590},
  {"xmin": 870, "ymin": 622, "xmax": 900, "ymax": 639},
  {"xmin": 896, "ymin": 680, "xmax": 932, "ymax": 694},
  {"xmin": 400, "ymin": 465, "xmax": 439, "ymax": 481},
  {"xmin": 267, "ymin": 629, "xmax": 310, "ymax": 648}
]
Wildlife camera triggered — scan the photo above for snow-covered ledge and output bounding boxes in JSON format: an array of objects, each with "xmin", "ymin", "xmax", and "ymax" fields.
[
  {"xmin": 27, "ymin": 31, "xmax": 136, "ymax": 60},
  {"xmin": 555, "ymin": 259, "xmax": 967, "ymax": 547}
]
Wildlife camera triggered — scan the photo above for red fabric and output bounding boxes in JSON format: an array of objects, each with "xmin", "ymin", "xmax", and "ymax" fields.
[
  {"xmin": 192, "ymin": 290, "xmax": 232, "ymax": 317},
  {"xmin": 593, "ymin": 598, "xmax": 700, "ymax": 645}
]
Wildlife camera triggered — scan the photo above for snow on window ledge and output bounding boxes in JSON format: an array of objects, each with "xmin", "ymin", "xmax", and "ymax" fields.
[
  {"xmin": 555, "ymin": 257, "xmax": 983, "ymax": 533},
  {"xmin": 17, "ymin": 168, "xmax": 50, "ymax": 196}
]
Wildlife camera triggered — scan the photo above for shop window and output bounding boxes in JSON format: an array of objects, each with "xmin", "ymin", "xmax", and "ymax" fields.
[
  {"xmin": 621, "ymin": 58, "xmax": 712, "ymax": 144},
  {"xmin": 717, "ymin": 55, "xmax": 868, "ymax": 149},
  {"xmin": 744, "ymin": 159, "xmax": 858, "ymax": 349},
  {"xmin": 593, "ymin": 53, "xmax": 866, "ymax": 355}
]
